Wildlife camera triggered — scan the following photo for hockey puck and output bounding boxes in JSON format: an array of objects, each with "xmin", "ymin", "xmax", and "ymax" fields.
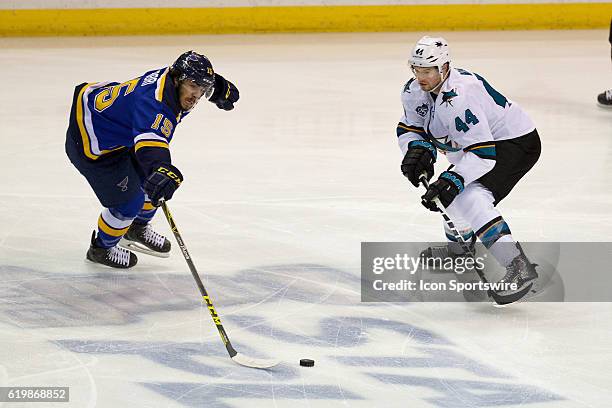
[{"xmin": 299, "ymin": 359, "xmax": 315, "ymax": 367}]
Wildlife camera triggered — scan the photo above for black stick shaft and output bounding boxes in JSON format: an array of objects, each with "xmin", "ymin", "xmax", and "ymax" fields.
[
  {"xmin": 419, "ymin": 177, "xmax": 493, "ymax": 286},
  {"xmin": 160, "ymin": 201, "xmax": 238, "ymax": 357},
  {"xmin": 419, "ymin": 177, "xmax": 531, "ymax": 305}
]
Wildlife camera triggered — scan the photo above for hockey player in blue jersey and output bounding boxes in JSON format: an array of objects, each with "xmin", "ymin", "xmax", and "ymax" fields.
[
  {"xmin": 397, "ymin": 36, "xmax": 541, "ymax": 301},
  {"xmin": 65, "ymin": 51, "xmax": 239, "ymax": 268}
]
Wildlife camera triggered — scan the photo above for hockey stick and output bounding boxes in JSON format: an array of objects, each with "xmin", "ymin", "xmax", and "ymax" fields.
[
  {"xmin": 160, "ymin": 201, "xmax": 280, "ymax": 369},
  {"xmin": 418, "ymin": 176, "xmax": 531, "ymax": 305}
]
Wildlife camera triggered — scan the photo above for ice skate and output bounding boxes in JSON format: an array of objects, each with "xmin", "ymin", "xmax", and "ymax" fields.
[
  {"xmin": 494, "ymin": 244, "xmax": 538, "ymax": 302},
  {"xmin": 597, "ymin": 89, "xmax": 612, "ymax": 108},
  {"xmin": 119, "ymin": 222, "xmax": 171, "ymax": 258},
  {"xmin": 86, "ymin": 231, "xmax": 138, "ymax": 268}
]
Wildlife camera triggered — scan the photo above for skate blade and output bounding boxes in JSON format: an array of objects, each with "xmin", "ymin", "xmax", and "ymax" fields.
[
  {"xmin": 84, "ymin": 257, "xmax": 135, "ymax": 269},
  {"xmin": 119, "ymin": 238, "xmax": 170, "ymax": 258},
  {"xmin": 489, "ymin": 281, "xmax": 534, "ymax": 305}
]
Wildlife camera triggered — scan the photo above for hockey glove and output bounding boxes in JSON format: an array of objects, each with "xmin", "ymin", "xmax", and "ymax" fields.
[
  {"xmin": 143, "ymin": 164, "xmax": 183, "ymax": 206},
  {"xmin": 209, "ymin": 74, "xmax": 239, "ymax": 111},
  {"xmin": 421, "ymin": 171, "xmax": 464, "ymax": 212},
  {"xmin": 401, "ymin": 140, "xmax": 437, "ymax": 187}
]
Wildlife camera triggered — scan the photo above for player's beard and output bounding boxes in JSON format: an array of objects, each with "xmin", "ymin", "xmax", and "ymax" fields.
[{"xmin": 181, "ymin": 95, "xmax": 200, "ymax": 111}]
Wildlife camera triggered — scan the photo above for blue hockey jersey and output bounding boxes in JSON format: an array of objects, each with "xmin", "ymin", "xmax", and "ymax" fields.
[{"xmin": 73, "ymin": 67, "xmax": 189, "ymax": 175}]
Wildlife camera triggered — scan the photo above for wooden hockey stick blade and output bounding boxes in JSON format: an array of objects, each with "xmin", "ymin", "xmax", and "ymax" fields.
[{"xmin": 231, "ymin": 353, "xmax": 280, "ymax": 369}]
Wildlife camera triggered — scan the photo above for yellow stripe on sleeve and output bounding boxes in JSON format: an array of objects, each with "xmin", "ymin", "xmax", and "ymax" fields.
[
  {"xmin": 134, "ymin": 140, "xmax": 169, "ymax": 152},
  {"xmin": 398, "ymin": 123, "xmax": 425, "ymax": 134},
  {"xmin": 467, "ymin": 144, "xmax": 495, "ymax": 151}
]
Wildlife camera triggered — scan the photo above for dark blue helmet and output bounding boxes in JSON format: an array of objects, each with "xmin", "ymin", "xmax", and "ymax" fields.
[{"xmin": 170, "ymin": 51, "xmax": 215, "ymax": 89}]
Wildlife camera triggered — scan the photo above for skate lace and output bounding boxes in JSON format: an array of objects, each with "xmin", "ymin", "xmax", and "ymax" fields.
[
  {"xmin": 142, "ymin": 224, "xmax": 165, "ymax": 249},
  {"xmin": 502, "ymin": 267, "xmax": 519, "ymax": 283},
  {"xmin": 503, "ymin": 257, "xmax": 527, "ymax": 283},
  {"xmin": 430, "ymin": 246, "xmax": 450, "ymax": 258},
  {"xmin": 107, "ymin": 246, "xmax": 131, "ymax": 266}
]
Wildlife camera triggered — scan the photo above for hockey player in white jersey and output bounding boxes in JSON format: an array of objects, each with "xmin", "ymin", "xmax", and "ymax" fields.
[{"xmin": 397, "ymin": 36, "xmax": 541, "ymax": 300}]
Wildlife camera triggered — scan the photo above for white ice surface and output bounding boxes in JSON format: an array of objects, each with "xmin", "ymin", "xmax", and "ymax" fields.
[{"xmin": 1, "ymin": 30, "xmax": 611, "ymax": 407}]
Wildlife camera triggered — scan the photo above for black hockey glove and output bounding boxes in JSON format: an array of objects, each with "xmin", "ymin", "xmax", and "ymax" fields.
[
  {"xmin": 401, "ymin": 140, "xmax": 437, "ymax": 187},
  {"xmin": 421, "ymin": 171, "xmax": 464, "ymax": 212},
  {"xmin": 143, "ymin": 164, "xmax": 183, "ymax": 206},
  {"xmin": 209, "ymin": 74, "xmax": 239, "ymax": 111}
]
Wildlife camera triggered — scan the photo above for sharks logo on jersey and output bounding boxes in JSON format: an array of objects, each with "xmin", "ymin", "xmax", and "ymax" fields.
[{"xmin": 441, "ymin": 89, "xmax": 458, "ymax": 107}]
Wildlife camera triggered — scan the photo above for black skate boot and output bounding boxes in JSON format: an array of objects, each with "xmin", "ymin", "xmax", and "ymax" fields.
[
  {"xmin": 86, "ymin": 231, "xmax": 138, "ymax": 268},
  {"xmin": 597, "ymin": 89, "xmax": 612, "ymax": 109},
  {"xmin": 420, "ymin": 235, "xmax": 477, "ymax": 274},
  {"xmin": 494, "ymin": 243, "xmax": 538, "ymax": 303},
  {"xmin": 119, "ymin": 222, "xmax": 171, "ymax": 258}
]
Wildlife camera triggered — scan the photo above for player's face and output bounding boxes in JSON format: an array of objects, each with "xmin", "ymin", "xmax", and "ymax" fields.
[
  {"xmin": 412, "ymin": 66, "xmax": 443, "ymax": 92},
  {"xmin": 177, "ymin": 80, "xmax": 209, "ymax": 110}
]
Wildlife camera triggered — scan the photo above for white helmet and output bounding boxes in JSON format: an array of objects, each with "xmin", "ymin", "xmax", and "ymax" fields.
[{"xmin": 408, "ymin": 36, "xmax": 451, "ymax": 73}]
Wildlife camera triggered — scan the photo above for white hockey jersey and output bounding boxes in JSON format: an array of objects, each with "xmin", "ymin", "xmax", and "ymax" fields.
[{"xmin": 397, "ymin": 68, "xmax": 535, "ymax": 186}]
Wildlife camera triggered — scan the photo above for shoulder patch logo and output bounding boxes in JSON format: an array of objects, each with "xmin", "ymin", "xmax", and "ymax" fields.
[{"xmin": 415, "ymin": 103, "xmax": 429, "ymax": 117}]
